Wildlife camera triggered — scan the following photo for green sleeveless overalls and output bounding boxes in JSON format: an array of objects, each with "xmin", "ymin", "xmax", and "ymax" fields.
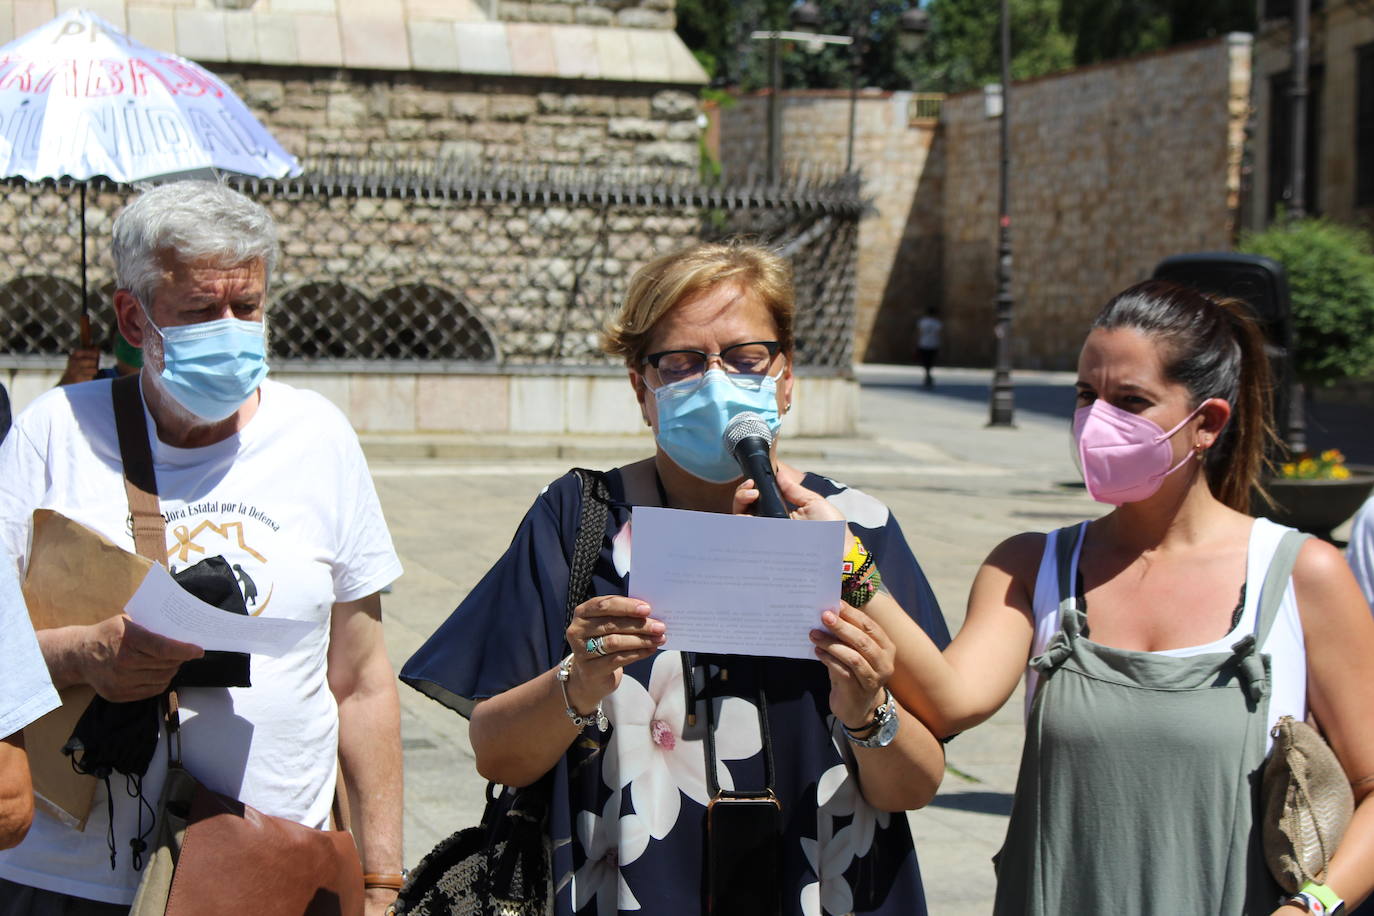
[{"xmin": 992, "ymin": 524, "xmax": 1309, "ymax": 915}]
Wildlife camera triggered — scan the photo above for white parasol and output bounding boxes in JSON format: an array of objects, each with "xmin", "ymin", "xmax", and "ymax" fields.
[{"xmin": 0, "ymin": 8, "xmax": 301, "ymax": 339}]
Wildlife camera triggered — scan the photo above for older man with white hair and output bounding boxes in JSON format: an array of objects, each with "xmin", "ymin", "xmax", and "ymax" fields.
[{"xmin": 0, "ymin": 181, "xmax": 404, "ymax": 915}]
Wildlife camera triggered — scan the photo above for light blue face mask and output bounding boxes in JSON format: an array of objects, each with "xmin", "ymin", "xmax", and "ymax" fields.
[
  {"xmin": 145, "ymin": 312, "xmax": 269, "ymax": 422},
  {"xmin": 652, "ymin": 367, "xmax": 784, "ymax": 483}
]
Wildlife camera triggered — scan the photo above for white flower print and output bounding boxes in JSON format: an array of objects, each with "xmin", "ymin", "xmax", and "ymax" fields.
[
  {"xmin": 572, "ymin": 791, "xmax": 649, "ymax": 916},
  {"xmin": 821, "ymin": 479, "xmax": 890, "ymax": 530},
  {"xmin": 817, "ymin": 760, "xmax": 889, "ymax": 858},
  {"xmin": 602, "ymin": 651, "xmax": 762, "ymax": 840},
  {"xmin": 800, "ymin": 759, "xmax": 891, "ymax": 916},
  {"xmin": 611, "ymin": 519, "xmax": 632, "ymax": 578}
]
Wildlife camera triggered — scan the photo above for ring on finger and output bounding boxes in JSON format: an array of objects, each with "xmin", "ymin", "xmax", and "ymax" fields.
[{"xmin": 586, "ymin": 636, "xmax": 609, "ymax": 657}]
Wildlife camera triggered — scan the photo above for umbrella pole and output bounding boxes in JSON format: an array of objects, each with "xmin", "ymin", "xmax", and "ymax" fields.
[{"xmin": 79, "ymin": 183, "xmax": 91, "ymax": 348}]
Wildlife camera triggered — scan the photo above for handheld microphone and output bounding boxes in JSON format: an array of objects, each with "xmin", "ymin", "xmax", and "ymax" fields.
[{"xmin": 723, "ymin": 412, "xmax": 789, "ymax": 519}]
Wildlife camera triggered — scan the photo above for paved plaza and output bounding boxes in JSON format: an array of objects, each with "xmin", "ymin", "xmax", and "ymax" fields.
[{"xmin": 370, "ymin": 365, "xmax": 1103, "ymax": 916}]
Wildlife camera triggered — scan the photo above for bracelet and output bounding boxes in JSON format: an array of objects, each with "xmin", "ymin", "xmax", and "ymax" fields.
[
  {"xmin": 364, "ymin": 872, "xmax": 406, "ymax": 891},
  {"xmin": 841, "ymin": 536, "xmax": 872, "ymax": 581},
  {"xmin": 556, "ymin": 654, "xmax": 608, "ymax": 732},
  {"xmin": 840, "ymin": 538, "xmax": 882, "ymax": 608}
]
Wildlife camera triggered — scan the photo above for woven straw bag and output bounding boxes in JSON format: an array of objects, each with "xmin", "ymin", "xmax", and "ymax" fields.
[{"xmin": 1262, "ymin": 715, "xmax": 1355, "ymax": 892}]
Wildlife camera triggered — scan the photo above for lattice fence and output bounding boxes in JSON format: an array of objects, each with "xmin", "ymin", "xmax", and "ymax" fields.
[{"xmin": 0, "ymin": 160, "xmax": 862, "ymax": 372}]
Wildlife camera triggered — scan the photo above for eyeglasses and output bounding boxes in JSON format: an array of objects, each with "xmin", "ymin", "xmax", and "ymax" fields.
[{"xmin": 644, "ymin": 340, "xmax": 782, "ymax": 390}]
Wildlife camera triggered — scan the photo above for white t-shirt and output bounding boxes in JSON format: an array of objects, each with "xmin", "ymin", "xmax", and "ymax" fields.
[
  {"xmin": 0, "ymin": 555, "xmax": 60, "ymax": 739},
  {"xmin": 1026, "ymin": 517, "xmax": 1307, "ymax": 749},
  {"xmin": 917, "ymin": 316, "xmax": 942, "ymax": 350},
  {"xmin": 0, "ymin": 378, "xmax": 402, "ymax": 904}
]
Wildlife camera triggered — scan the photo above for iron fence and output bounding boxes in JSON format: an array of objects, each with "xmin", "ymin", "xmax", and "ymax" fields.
[{"xmin": 0, "ymin": 159, "xmax": 862, "ymax": 373}]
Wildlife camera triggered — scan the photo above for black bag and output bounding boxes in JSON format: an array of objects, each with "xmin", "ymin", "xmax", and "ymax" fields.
[{"xmin": 392, "ymin": 469, "xmax": 609, "ymax": 916}]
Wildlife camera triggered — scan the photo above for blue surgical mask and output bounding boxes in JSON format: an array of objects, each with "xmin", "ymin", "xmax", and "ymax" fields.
[
  {"xmin": 652, "ymin": 367, "xmax": 784, "ymax": 483},
  {"xmin": 145, "ymin": 313, "xmax": 269, "ymax": 422}
]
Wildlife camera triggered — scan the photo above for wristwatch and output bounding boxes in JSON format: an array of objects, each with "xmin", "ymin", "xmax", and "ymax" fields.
[
  {"xmin": 842, "ymin": 688, "xmax": 899, "ymax": 748},
  {"xmin": 1285, "ymin": 881, "xmax": 1345, "ymax": 915}
]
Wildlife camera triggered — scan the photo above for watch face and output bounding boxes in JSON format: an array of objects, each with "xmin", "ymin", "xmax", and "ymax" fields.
[{"xmin": 874, "ymin": 708, "xmax": 899, "ymax": 746}]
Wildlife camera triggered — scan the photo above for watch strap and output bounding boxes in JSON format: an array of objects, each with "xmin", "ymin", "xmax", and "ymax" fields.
[
  {"xmin": 1291, "ymin": 882, "xmax": 1344, "ymax": 915},
  {"xmin": 843, "ymin": 687, "xmax": 898, "ymax": 748}
]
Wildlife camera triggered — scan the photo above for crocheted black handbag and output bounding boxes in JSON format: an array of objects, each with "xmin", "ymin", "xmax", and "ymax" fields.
[{"xmin": 392, "ymin": 468, "xmax": 609, "ymax": 916}]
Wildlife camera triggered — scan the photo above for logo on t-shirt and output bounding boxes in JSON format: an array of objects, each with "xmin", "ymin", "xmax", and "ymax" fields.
[{"xmin": 163, "ymin": 499, "xmax": 282, "ymax": 615}]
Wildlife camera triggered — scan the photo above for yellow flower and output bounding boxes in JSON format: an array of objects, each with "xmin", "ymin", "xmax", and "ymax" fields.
[
  {"xmin": 1332, "ymin": 466, "xmax": 1352, "ymax": 480},
  {"xmin": 1298, "ymin": 458, "xmax": 1318, "ymax": 473},
  {"xmin": 1321, "ymin": 449, "xmax": 1344, "ymax": 463}
]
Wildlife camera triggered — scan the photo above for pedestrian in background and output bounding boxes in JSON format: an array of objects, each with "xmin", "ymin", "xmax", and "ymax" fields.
[
  {"xmin": 915, "ymin": 307, "xmax": 941, "ymax": 389},
  {"xmin": 57, "ymin": 332, "xmax": 142, "ymax": 385}
]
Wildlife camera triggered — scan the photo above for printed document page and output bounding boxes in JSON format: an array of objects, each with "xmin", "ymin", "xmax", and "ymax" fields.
[
  {"xmin": 630, "ymin": 506, "xmax": 844, "ymax": 659},
  {"xmin": 125, "ymin": 563, "xmax": 313, "ymax": 657}
]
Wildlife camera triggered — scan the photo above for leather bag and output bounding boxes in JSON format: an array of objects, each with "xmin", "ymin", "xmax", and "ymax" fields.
[
  {"xmin": 391, "ymin": 468, "xmax": 609, "ymax": 916},
  {"xmin": 111, "ymin": 375, "xmax": 365, "ymax": 916},
  {"xmin": 131, "ymin": 758, "xmax": 365, "ymax": 916},
  {"xmin": 1262, "ymin": 714, "xmax": 1355, "ymax": 892}
]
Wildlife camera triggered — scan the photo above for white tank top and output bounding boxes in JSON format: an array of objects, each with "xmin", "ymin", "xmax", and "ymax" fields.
[{"xmin": 1026, "ymin": 517, "xmax": 1307, "ymax": 747}]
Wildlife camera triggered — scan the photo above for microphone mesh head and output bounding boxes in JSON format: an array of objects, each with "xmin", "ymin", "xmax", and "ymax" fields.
[{"xmin": 723, "ymin": 411, "xmax": 774, "ymax": 453}]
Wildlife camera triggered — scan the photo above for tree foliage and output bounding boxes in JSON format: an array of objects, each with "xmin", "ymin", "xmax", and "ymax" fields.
[
  {"xmin": 677, "ymin": 0, "xmax": 1258, "ymax": 95},
  {"xmin": 920, "ymin": 0, "xmax": 1073, "ymax": 92},
  {"xmin": 1239, "ymin": 219, "xmax": 1374, "ymax": 387},
  {"xmin": 676, "ymin": 0, "xmax": 929, "ymax": 92},
  {"xmin": 1059, "ymin": 0, "xmax": 1254, "ymax": 67}
]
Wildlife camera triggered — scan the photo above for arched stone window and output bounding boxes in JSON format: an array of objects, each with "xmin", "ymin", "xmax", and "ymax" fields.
[
  {"xmin": 373, "ymin": 283, "xmax": 498, "ymax": 361},
  {"xmin": 268, "ymin": 282, "xmax": 375, "ymax": 359},
  {"xmin": 0, "ymin": 275, "xmax": 95, "ymax": 355}
]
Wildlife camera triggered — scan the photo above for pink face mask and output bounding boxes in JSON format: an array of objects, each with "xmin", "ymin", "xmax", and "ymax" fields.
[{"xmin": 1072, "ymin": 398, "xmax": 1207, "ymax": 505}]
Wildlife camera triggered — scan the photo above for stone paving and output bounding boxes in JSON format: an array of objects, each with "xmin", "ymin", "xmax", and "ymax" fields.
[{"xmin": 370, "ymin": 365, "xmax": 1104, "ymax": 916}]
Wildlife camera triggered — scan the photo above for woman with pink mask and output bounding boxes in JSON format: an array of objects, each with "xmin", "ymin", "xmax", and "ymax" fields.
[{"xmin": 834, "ymin": 280, "xmax": 1374, "ymax": 915}]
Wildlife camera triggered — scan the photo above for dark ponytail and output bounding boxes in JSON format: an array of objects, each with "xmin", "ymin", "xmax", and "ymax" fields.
[{"xmin": 1093, "ymin": 279, "xmax": 1277, "ymax": 512}]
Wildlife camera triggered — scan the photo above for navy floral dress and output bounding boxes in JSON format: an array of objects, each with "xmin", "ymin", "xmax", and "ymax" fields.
[{"xmin": 401, "ymin": 467, "xmax": 951, "ymax": 916}]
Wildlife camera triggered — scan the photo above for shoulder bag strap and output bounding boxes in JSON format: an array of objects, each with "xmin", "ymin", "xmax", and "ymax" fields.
[
  {"xmin": 564, "ymin": 469, "xmax": 609, "ymax": 652},
  {"xmin": 111, "ymin": 375, "xmax": 185, "ymax": 763},
  {"xmin": 111, "ymin": 375, "xmax": 168, "ymax": 567}
]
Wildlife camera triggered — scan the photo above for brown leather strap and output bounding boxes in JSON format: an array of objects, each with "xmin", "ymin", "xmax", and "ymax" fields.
[
  {"xmin": 362, "ymin": 873, "xmax": 405, "ymax": 891},
  {"xmin": 111, "ymin": 374, "xmax": 168, "ymax": 567}
]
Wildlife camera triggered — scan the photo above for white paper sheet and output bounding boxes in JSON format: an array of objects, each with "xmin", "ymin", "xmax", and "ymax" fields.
[
  {"xmin": 124, "ymin": 563, "xmax": 313, "ymax": 657},
  {"xmin": 629, "ymin": 506, "xmax": 844, "ymax": 659}
]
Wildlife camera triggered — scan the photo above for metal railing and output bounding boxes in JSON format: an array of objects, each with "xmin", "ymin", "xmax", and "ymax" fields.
[{"xmin": 0, "ymin": 160, "xmax": 862, "ymax": 373}]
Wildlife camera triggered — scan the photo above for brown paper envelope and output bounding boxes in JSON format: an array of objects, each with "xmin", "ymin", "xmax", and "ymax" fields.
[{"xmin": 21, "ymin": 508, "xmax": 156, "ymax": 829}]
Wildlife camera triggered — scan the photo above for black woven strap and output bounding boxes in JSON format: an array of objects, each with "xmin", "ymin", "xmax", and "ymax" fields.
[{"xmin": 563, "ymin": 468, "xmax": 609, "ymax": 650}]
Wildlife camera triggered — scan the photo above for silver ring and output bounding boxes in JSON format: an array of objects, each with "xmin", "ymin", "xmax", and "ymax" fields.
[{"xmin": 586, "ymin": 636, "xmax": 608, "ymax": 657}]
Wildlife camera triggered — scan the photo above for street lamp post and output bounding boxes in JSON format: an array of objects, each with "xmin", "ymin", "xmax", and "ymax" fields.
[
  {"xmin": 1287, "ymin": 0, "xmax": 1310, "ymax": 219},
  {"xmin": 750, "ymin": 23, "xmax": 853, "ymax": 182},
  {"xmin": 987, "ymin": 0, "xmax": 1015, "ymax": 427},
  {"xmin": 787, "ymin": 3, "xmax": 930, "ymax": 175}
]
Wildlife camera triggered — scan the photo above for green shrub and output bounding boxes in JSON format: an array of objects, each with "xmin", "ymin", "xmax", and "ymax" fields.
[{"xmin": 1238, "ymin": 218, "xmax": 1374, "ymax": 387}]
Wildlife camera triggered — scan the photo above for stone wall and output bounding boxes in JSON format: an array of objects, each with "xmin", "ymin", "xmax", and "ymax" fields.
[
  {"xmin": 212, "ymin": 66, "xmax": 700, "ymax": 169},
  {"xmin": 716, "ymin": 91, "xmax": 942, "ymax": 361},
  {"xmin": 935, "ymin": 34, "xmax": 1251, "ymax": 370},
  {"xmin": 497, "ymin": 0, "xmax": 676, "ymax": 29},
  {"xmin": 715, "ymin": 37, "xmax": 1252, "ymax": 371}
]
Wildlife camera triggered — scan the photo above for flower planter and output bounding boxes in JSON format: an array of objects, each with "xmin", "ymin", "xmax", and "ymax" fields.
[{"xmin": 1257, "ymin": 464, "xmax": 1374, "ymax": 541}]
